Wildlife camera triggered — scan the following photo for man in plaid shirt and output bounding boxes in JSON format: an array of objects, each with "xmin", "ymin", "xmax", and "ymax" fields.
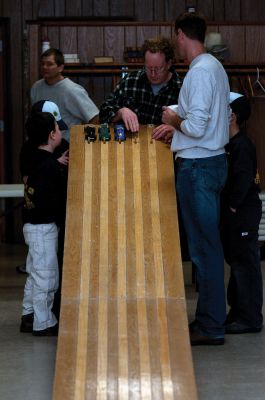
[{"xmin": 99, "ymin": 37, "xmax": 181, "ymax": 133}]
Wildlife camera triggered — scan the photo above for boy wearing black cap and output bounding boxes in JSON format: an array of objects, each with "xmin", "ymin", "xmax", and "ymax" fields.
[{"xmin": 221, "ymin": 93, "xmax": 263, "ymax": 334}]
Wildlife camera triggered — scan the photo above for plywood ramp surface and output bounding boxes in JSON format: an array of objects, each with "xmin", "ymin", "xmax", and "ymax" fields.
[{"xmin": 53, "ymin": 125, "xmax": 198, "ymax": 400}]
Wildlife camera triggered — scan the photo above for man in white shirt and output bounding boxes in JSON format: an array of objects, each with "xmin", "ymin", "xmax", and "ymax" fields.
[{"xmin": 153, "ymin": 12, "xmax": 230, "ymax": 346}]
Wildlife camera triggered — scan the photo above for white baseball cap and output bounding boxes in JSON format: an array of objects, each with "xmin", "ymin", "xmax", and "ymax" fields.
[
  {"xmin": 31, "ymin": 100, "xmax": 68, "ymax": 130},
  {"xmin": 229, "ymin": 92, "xmax": 251, "ymax": 122},
  {"xmin": 229, "ymin": 92, "xmax": 243, "ymax": 104}
]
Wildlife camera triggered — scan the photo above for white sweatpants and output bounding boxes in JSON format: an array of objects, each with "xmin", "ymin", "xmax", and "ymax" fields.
[{"xmin": 22, "ymin": 223, "xmax": 59, "ymax": 331}]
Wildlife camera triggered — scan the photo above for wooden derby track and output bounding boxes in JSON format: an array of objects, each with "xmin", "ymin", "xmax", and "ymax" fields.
[{"xmin": 53, "ymin": 125, "xmax": 197, "ymax": 400}]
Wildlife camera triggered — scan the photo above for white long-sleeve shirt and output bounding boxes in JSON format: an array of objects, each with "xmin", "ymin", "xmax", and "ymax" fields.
[{"xmin": 171, "ymin": 53, "xmax": 230, "ymax": 158}]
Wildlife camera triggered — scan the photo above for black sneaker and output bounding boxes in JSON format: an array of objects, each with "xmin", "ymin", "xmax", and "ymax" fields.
[
  {"xmin": 32, "ymin": 324, "xmax": 58, "ymax": 337},
  {"xmin": 190, "ymin": 331, "xmax": 225, "ymax": 346},
  {"xmin": 20, "ymin": 313, "xmax": 34, "ymax": 333},
  {"xmin": 225, "ymin": 321, "xmax": 262, "ymax": 334}
]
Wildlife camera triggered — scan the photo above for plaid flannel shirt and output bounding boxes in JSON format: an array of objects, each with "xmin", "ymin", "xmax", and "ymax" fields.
[{"xmin": 99, "ymin": 69, "xmax": 182, "ymax": 125}]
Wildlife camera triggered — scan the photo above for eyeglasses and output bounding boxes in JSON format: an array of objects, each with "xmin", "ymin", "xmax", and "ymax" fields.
[{"xmin": 144, "ymin": 66, "xmax": 168, "ymax": 74}]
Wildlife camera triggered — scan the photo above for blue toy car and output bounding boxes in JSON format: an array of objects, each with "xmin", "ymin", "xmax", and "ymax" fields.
[{"xmin": 114, "ymin": 123, "xmax": 126, "ymax": 142}]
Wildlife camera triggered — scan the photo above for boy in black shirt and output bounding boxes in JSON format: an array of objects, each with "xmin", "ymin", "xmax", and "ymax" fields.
[
  {"xmin": 221, "ymin": 93, "xmax": 263, "ymax": 334},
  {"xmin": 20, "ymin": 100, "xmax": 69, "ymax": 318},
  {"xmin": 20, "ymin": 112, "xmax": 67, "ymax": 336}
]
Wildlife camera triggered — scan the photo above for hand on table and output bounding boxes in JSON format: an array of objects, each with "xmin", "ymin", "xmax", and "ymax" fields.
[
  {"xmin": 118, "ymin": 107, "xmax": 139, "ymax": 133},
  {"xmin": 152, "ymin": 124, "xmax": 174, "ymax": 144}
]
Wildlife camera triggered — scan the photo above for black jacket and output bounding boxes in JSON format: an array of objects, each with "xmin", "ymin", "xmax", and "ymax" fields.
[
  {"xmin": 221, "ymin": 130, "xmax": 261, "ymax": 231},
  {"xmin": 22, "ymin": 148, "xmax": 67, "ymax": 227}
]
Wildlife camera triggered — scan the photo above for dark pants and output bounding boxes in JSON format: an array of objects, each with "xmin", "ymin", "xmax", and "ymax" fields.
[{"xmin": 225, "ymin": 225, "xmax": 263, "ymax": 328}]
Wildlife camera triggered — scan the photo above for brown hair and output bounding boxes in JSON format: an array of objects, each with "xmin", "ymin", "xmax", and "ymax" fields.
[
  {"xmin": 142, "ymin": 37, "xmax": 175, "ymax": 62},
  {"xmin": 175, "ymin": 12, "xmax": 207, "ymax": 43},
  {"xmin": 25, "ymin": 112, "xmax": 56, "ymax": 146},
  {"xmin": 41, "ymin": 48, "xmax": 64, "ymax": 66}
]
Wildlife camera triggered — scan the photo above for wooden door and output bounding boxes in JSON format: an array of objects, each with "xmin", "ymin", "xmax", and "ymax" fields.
[
  {"xmin": 0, "ymin": 20, "xmax": 6, "ymax": 183},
  {"xmin": 0, "ymin": 18, "xmax": 11, "ymax": 241}
]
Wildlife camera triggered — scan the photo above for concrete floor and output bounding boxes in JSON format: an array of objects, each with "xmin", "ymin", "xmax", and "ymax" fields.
[
  {"xmin": 1, "ymin": 243, "xmax": 265, "ymax": 400},
  {"xmin": 186, "ymin": 284, "xmax": 265, "ymax": 400}
]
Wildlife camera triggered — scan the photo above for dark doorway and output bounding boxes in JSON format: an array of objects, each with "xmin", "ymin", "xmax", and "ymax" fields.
[
  {"xmin": 0, "ymin": 18, "xmax": 13, "ymax": 242},
  {"xmin": 0, "ymin": 18, "xmax": 10, "ymax": 183}
]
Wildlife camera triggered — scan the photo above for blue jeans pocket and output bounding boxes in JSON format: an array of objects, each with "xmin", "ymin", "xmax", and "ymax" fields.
[{"xmin": 201, "ymin": 159, "xmax": 227, "ymax": 193}]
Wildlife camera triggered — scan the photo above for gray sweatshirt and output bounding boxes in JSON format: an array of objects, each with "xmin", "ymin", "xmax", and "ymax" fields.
[{"xmin": 31, "ymin": 78, "xmax": 99, "ymax": 142}]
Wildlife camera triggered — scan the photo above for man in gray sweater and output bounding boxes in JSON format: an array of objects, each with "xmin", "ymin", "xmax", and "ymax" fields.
[{"xmin": 31, "ymin": 48, "xmax": 99, "ymax": 143}]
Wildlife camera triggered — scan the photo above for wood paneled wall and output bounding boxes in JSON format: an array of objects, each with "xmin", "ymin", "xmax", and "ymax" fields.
[
  {"xmin": 247, "ymin": 98, "xmax": 265, "ymax": 189},
  {"xmin": 1, "ymin": 0, "xmax": 265, "ymax": 241},
  {"xmin": 33, "ymin": 22, "xmax": 265, "ymax": 66},
  {"xmin": 27, "ymin": 20, "xmax": 265, "ymax": 109},
  {"xmin": 1, "ymin": 0, "xmax": 265, "ymax": 182},
  {"xmin": 2, "ymin": 0, "xmax": 265, "ymax": 21}
]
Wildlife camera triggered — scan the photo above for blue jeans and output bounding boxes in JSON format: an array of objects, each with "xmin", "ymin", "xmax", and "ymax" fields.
[{"xmin": 176, "ymin": 154, "xmax": 227, "ymax": 337}]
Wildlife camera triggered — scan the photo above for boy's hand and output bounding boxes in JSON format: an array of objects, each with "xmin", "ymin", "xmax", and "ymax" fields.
[{"xmin": 58, "ymin": 150, "xmax": 69, "ymax": 165}]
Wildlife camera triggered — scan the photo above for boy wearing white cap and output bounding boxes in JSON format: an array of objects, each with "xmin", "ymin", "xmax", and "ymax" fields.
[
  {"xmin": 20, "ymin": 112, "xmax": 67, "ymax": 336},
  {"xmin": 19, "ymin": 100, "xmax": 69, "ymax": 319},
  {"xmin": 20, "ymin": 100, "xmax": 69, "ymax": 184}
]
